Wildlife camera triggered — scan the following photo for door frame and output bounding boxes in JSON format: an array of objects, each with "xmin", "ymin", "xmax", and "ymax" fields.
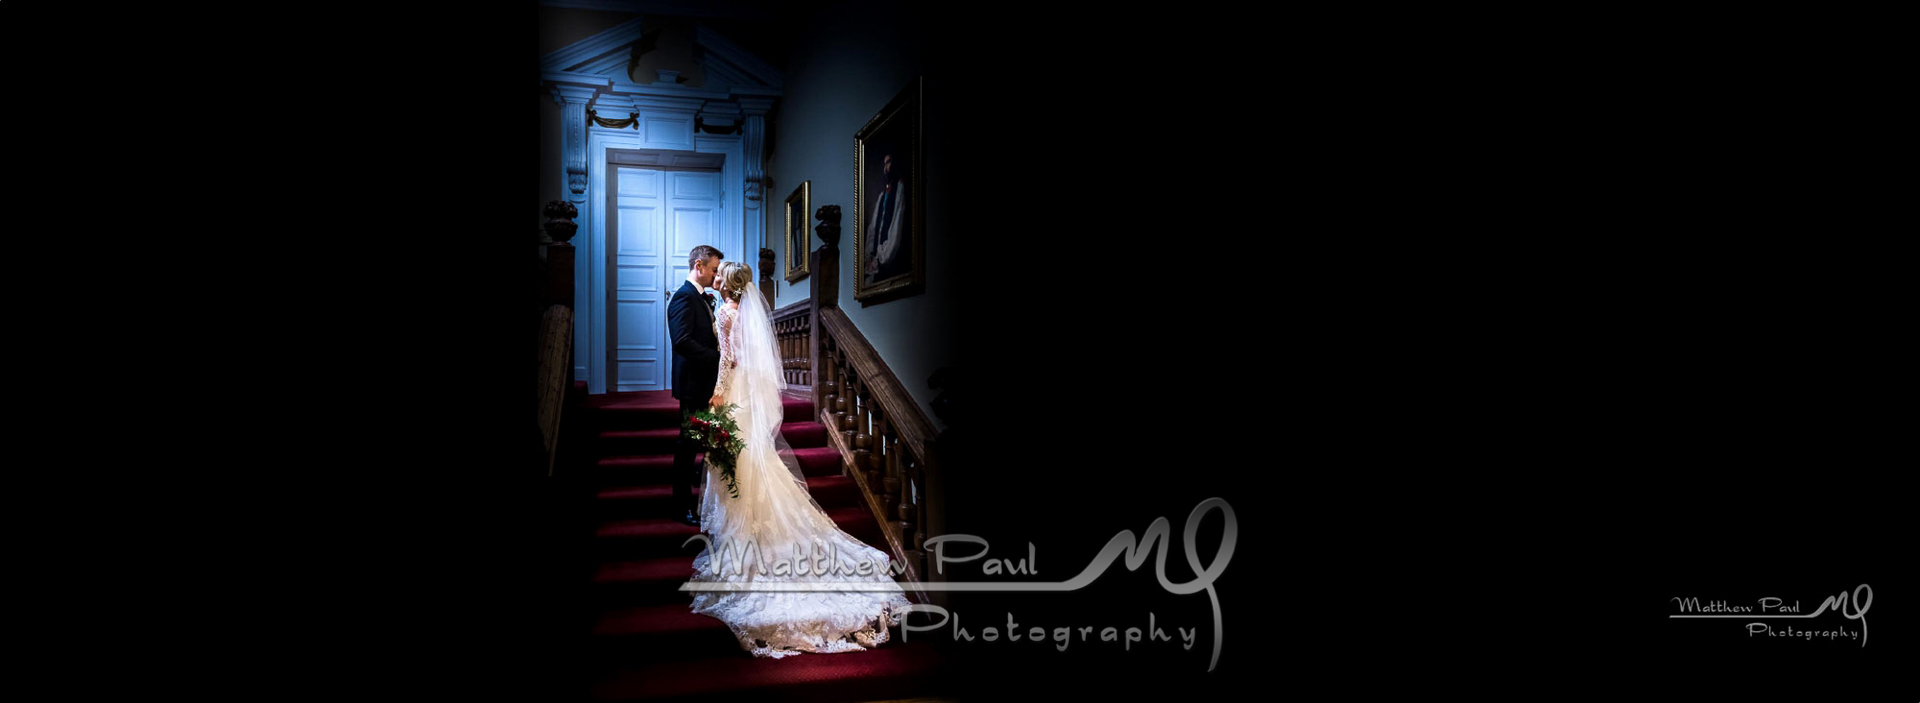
[{"xmin": 591, "ymin": 139, "xmax": 735, "ymax": 393}]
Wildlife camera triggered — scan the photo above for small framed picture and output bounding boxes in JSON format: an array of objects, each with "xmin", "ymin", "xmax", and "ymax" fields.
[
  {"xmin": 854, "ymin": 76, "xmax": 924, "ymax": 305},
  {"xmin": 784, "ymin": 180, "xmax": 811, "ymax": 284}
]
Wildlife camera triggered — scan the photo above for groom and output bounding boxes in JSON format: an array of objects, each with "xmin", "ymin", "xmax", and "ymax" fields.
[{"xmin": 669, "ymin": 245, "xmax": 725, "ymax": 527}]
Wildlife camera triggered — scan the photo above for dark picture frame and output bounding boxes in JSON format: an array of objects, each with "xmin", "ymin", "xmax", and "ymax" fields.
[
  {"xmin": 784, "ymin": 180, "xmax": 810, "ymax": 284},
  {"xmin": 853, "ymin": 76, "xmax": 925, "ymax": 305}
]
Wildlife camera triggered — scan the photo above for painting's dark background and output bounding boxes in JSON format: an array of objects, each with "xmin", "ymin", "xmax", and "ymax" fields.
[
  {"xmin": 14, "ymin": 2, "xmax": 1902, "ymax": 700},
  {"xmin": 857, "ymin": 106, "xmax": 912, "ymax": 290}
]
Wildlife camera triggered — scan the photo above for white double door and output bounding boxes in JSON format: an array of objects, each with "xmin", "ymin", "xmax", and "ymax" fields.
[{"xmin": 607, "ymin": 165, "xmax": 725, "ymax": 392}]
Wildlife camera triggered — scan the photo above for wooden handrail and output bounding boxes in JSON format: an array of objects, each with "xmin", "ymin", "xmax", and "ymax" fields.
[
  {"xmin": 536, "ymin": 304, "xmax": 573, "ymax": 476},
  {"xmin": 795, "ymin": 202, "xmax": 939, "ymax": 603},
  {"xmin": 818, "ymin": 308, "xmax": 933, "ymax": 465},
  {"xmin": 537, "ymin": 203, "xmax": 577, "ymax": 477},
  {"xmin": 537, "ymin": 236, "xmax": 577, "ymax": 477}
]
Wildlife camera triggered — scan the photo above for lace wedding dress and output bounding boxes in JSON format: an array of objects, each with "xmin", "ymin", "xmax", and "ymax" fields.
[{"xmin": 687, "ymin": 281, "xmax": 912, "ymax": 658}]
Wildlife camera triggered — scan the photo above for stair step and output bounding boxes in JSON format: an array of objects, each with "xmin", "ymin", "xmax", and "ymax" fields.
[
  {"xmin": 585, "ymin": 603, "xmax": 741, "ymax": 665},
  {"xmin": 561, "ymin": 392, "xmax": 942, "ymax": 701},
  {"xmin": 592, "ymin": 603, "xmax": 728, "ymax": 638},
  {"xmin": 586, "ymin": 639, "xmax": 945, "ymax": 702},
  {"xmin": 791, "ymin": 447, "xmax": 842, "ymax": 477},
  {"xmin": 597, "ymin": 427, "xmax": 681, "ymax": 455},
  {"xmin": 596, "ymin": 475, "xmax": 863, "ymax": 520},
  {"xmin": 777, "ymin": 421, "xmax": 829, "ymax": 449},
  {"xmin": 595, "ymin": 454, "xmax": 699, "ymax": 485},
  {"xmin": 592, "ymin": 556, "xmax": 699, "ymax": 605},
  {"xmin": 593, "ymin": 506, "xmax": 885, "ymax": 561},
  {"xmin": 585, "ymin": 392, "xmax": 818, "ymax": 430},
  {"xmin": 778, "ymin": 395, "xmax": 814, "ymax": 424},
  {"xmin": 595, "ymin": 447, "xmax": 843, "ymax": 486},
  {"xmin": 588, "ymin": 392, "xmax": 685, "ymax": 430},
  {"xmin": 596, "ymin": 422, "xmax": 831, "ymax": 457}
]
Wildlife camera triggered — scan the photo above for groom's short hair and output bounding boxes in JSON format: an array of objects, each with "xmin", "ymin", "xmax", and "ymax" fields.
[{"xmin": 689, "ymin": 245, "xmax": 725, "ymax": 269}]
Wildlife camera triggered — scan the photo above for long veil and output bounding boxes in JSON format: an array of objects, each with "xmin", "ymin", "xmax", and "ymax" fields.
[
  {"xmin": 691, "ymin": 280, "xmax": 913, "ymax": 659},
  {"xmin": 727, "ymin": 280, "xmax": 820, "ymax": 506}
]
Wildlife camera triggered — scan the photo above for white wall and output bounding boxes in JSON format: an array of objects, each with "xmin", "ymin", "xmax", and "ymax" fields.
[{"xmin": 765, "ymin": 3, "xmax": 951, "ymax": 433}]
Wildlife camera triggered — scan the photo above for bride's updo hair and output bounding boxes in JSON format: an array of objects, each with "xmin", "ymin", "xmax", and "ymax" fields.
[{"xmin": 716, "ymin": 261, "xmax": 753, "ymax": 301}]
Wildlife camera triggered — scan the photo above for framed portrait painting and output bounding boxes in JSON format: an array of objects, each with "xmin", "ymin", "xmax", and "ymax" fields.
[
  {"xmin": 853, "ymin": 76, "xmax": 924, "ymax": 305},
  {"xmin": 784, "ymin": 180, "xmax": 810, "ymax": 284}
]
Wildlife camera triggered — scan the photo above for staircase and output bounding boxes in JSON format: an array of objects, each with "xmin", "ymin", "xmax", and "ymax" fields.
[{"xmin": 564, "ymin": 389, "xmax": 946, "ymax": 702}]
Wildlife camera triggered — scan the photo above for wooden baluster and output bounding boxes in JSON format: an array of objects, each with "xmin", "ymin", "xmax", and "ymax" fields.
[
  {"xmin": 809, "ymin": 205, "xmax": 837, "ymax": 418},
  {"xmin": 870, "ymin": 409, "xmax": 890, "ymax": 498},
  {"xmin": 894, "ymin": 455, "xmax": 916, "ymax": 559},
  {"xmin": 777, "ymin": 319, "xmax": 790, "ymax": 384},
  {"xmin": 851, "ymin": 399, "xmax": 871, "ymax": 482},
  {"xmin": 847, "ymin": 375, "xmax": 864, "ymax": 439},
  {"xmin": 836, "ymin": 361, "xmax": 855, "ymax": 439},
  {"xmin": 825, "ymin": 351, "xmax": 838, "ymax": 430},
  {"xmin": 819, "ymin": 337, "xmax": 836, "ymax": 427},
  {"xmin": 911, "ymin": 460, "xmax": 927, "ymax": 572},
  {"xmin": 785, "ymin": 320, "xmax": 797, "ymax": 384},
  {"xmin": 800, "ymin": 315, "xmax": 812, "ymax": 387},
  {"xmin": 881, "ymin": 451, "xmax": 900, "ymax": 523}
]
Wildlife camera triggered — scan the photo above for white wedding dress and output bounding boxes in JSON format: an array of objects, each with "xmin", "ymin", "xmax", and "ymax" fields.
[{"xmin": 686, "ymin": 281, "xmax": 912, "ymax": 658}]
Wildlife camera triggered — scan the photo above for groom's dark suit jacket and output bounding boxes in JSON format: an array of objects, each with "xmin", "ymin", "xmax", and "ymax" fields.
[{"xmin": 668, "ymin": 279, "xmax": 721, "ymax": 402}]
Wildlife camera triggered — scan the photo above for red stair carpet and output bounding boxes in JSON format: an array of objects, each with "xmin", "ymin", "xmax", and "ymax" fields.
[{"xmin": 558, "ymin": 389, "xmax": 947, "ymax": 702}]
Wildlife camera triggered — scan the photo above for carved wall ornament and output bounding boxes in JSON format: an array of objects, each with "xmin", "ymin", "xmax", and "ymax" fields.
[
  {"xmin": 814, "ymin": 204, "xmax": 842, "ymax": 248},
  {"xmin": 587, "ymin": 109, "xmax": 640, "ymax": 130}
]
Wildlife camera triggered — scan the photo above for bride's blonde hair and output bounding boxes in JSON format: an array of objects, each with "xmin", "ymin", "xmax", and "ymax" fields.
[{"xmin": 715, "ymin": 261, "xmax": 753, "ymax": 301}]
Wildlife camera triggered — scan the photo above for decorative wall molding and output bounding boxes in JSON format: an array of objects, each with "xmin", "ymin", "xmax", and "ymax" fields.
[
  {"xmin": 545, "ymin": 15, "xmax": 783, "ymax": 390},
  {"xmin": 552, "ymin": 84, "xmax": 600, "ymax": 201},
  {"xmin": 592, "ymin": 93, "xmax": 635, "ymax": 113},
  {"xmin": 540, "ymin": 17, "xmax": 648, "ymax": 73},
  {"xmin": 606, "ymin": 79, "xmax": 732, "ymax": 100},
  {"xmin": 588, "ymin": 109, "xmax": 639, "ymax": 129},
  {"xmin": 740, "ymin": 97, "xmax": 773, "ymax": 211},
  {"xmin": 694, "ymin": 24, "xmax": 782, "ymax": 90},
  {"xmin": 627, "ymin": 94, "xmax": 709, "ymax": 112},
  {"xmin": 607, "ymin": 148, "xmax": 725, "ymax": 170},
  {"xmin": 693, "ymin": 117, "xmax": 742, "ymax": 135}
]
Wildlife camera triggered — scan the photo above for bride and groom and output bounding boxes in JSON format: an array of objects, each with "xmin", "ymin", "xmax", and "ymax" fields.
[{"xmin": 668, "ymin": 245, "xmax": 912, "ymax": 659}]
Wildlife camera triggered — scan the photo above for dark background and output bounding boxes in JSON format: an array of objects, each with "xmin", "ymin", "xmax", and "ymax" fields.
[{"xmin": 11, "ymin": 3, "xmax": 1902, "ymax": 700}]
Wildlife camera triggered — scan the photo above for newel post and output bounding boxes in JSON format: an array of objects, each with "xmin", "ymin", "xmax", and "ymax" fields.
[
  {"xmin": 758, "ymin": 248, "xmax": 776, "ymax": 310},
  {"xmin": 811, "ymin": 204, "xmax": 840, "ymax": 414},
  {"xmin": 541, "ymin": 200, "xmax": 578, "ymax": 310}
]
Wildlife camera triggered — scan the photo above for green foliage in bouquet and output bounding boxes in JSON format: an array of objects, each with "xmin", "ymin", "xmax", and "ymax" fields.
[{"xmin": 683, "ymin": 403, "xmax": 745, "ymax": 498}]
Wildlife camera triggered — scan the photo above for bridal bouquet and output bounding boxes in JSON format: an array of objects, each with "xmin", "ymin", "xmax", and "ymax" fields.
[{"xmin": 683, "ymin": 403, "xmax": 744, "ymax": 498}]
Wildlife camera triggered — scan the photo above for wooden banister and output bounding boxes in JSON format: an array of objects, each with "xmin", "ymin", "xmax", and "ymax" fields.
[
  {"xmin": 818, "ymin": 308, "xmax": 933, "ymax": 466},
  {"xmin": 536, "ymin": 304, "xmax": 573, "ymax": 476},
  {"xmin": 792, "ymin": 201, "xmax": 940, "ymax": 602},
  {"xmin": 538, "ymin": 202, "xmax": 579, "ymax": 477}
]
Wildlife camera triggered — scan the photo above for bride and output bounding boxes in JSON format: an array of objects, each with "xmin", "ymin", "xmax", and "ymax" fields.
[{"xmin": 685, "ymin": 261, "xmax": 913, "ymax": 658}]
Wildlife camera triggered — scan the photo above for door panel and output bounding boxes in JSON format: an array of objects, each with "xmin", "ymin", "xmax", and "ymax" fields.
[
  {"xmin": 610, "ymin": 166, "xmax": 723, "ymax": 393},
  {"xmin": 611, "ymin": 167, "xmax": 665, "ymax": 391}
]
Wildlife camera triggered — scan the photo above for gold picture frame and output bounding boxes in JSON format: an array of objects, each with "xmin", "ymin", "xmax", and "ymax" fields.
[
  {"xmin": 853, "ymin": 76, "xmax": 925, "ymax": 305},
  {"xmin": 784, "ymin": 180, "xmax": 811, "ymax": 284}
]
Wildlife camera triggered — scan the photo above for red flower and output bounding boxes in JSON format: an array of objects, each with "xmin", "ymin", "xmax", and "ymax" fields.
[{"xmin": 717, "ymin": 430, "xmax": 729, "ymax": 442}]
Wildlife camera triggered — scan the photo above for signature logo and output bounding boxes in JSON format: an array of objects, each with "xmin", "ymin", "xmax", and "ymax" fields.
[
  {"xmin": 682, "ymin": 497, "xmax": 1237, "ymax": 670},
  {"xmin": 1669, "ymin": 584, "xmax": 1873, "ymax": 647}
]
